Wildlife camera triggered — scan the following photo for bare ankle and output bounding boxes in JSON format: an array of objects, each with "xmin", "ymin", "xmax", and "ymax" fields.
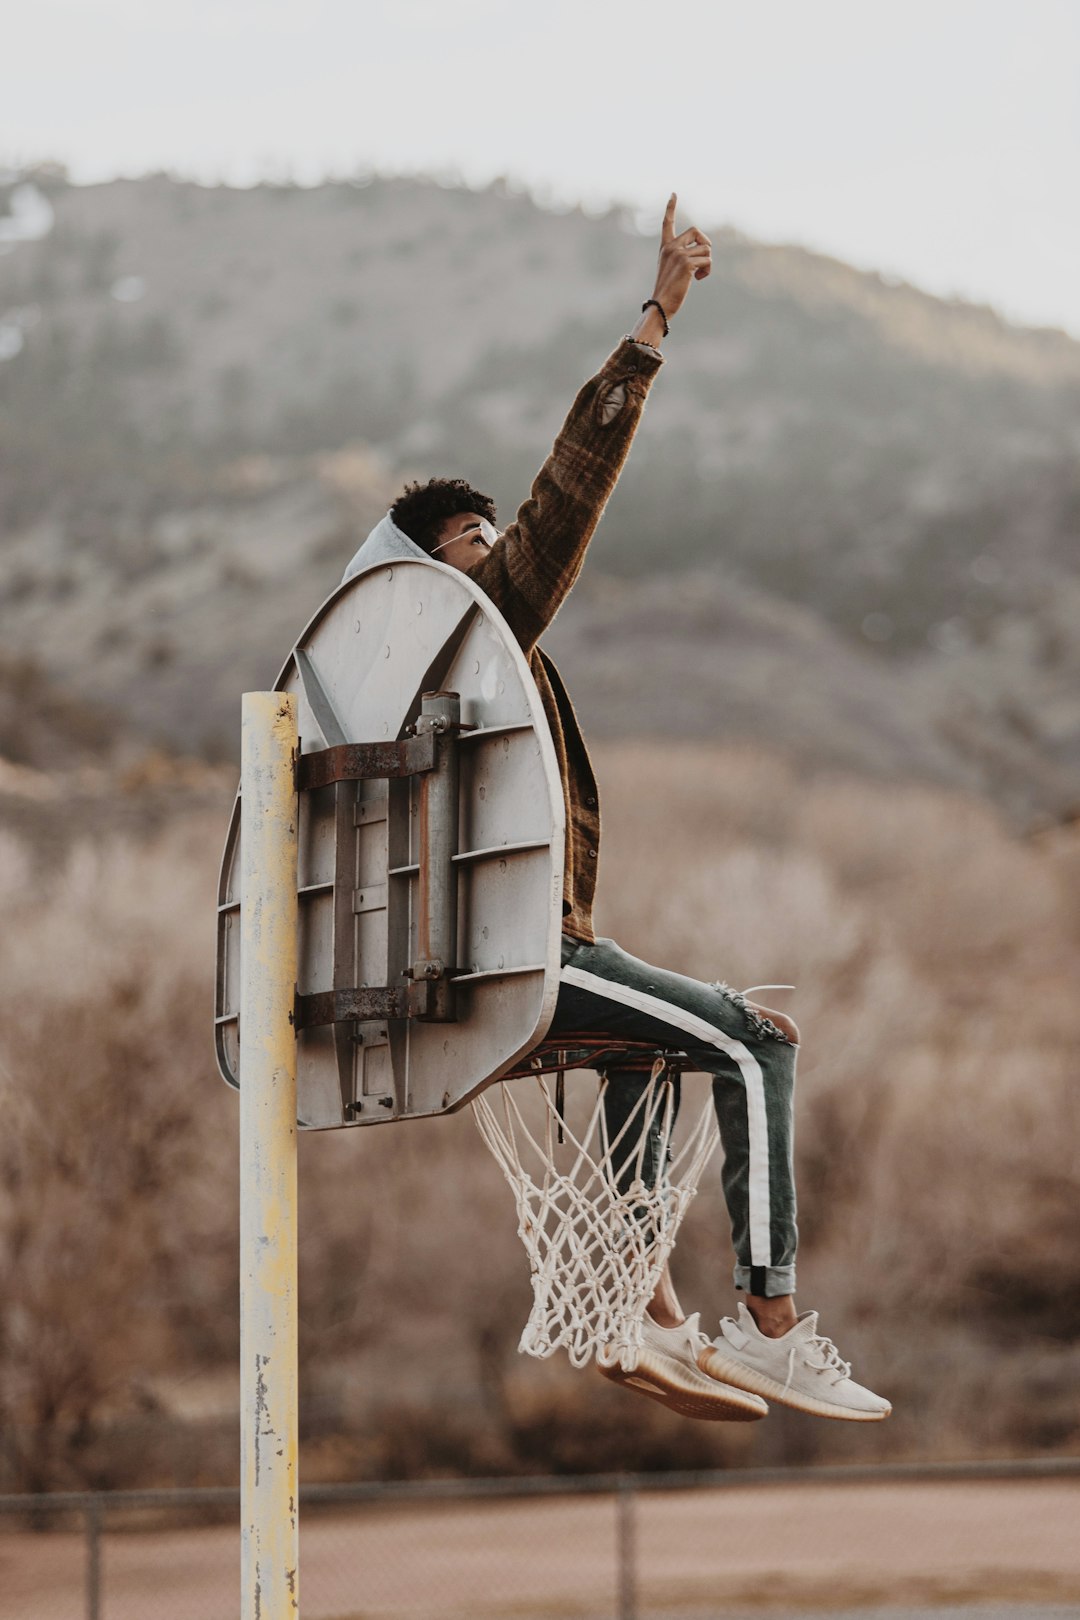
[
  {"xmin": 645, "ymin": 1303, "xmax": 684, "ymax": 1330},
  {"xmin": 746, "ymin": 1292, "xmax": 797, "ymax": 1339},
  {"xmin": 647, "ymin": 1263, "xmax": 685, "ymax": 1330}
]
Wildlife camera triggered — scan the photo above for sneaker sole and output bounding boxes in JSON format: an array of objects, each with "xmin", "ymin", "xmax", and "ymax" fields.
[
  {"xmin": 697, "ymin": 1348, "xmax": 891, "ymax": 1422},
  {"xmin": 599, "ymin": 1349, "xmax": 767, "ymax": 1422}
]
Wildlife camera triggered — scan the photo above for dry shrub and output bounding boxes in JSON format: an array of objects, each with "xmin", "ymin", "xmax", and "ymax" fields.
[
  {"xmin": 0, "ymin": 817, "xmax": 236, "ymax": 1490},
  {"xmin": 2, "ymin": 740, "xmax": 1079, "ymax": 1488}
]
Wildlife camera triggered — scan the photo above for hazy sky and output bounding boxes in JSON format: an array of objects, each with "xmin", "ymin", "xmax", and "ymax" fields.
[{"xmin": 5, "ymin": 0, "xmax": 1078, "ymax": 333}]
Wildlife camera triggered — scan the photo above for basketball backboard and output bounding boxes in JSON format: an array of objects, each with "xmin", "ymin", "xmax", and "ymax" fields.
[{"xmin": 215, "ymin": 558, "xmax": 565, "ymax": 1128}]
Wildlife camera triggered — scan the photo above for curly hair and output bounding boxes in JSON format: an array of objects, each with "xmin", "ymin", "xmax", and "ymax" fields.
[{"xmin": 390, "ymin": 478, "xmax": 498, "ymax": 554}]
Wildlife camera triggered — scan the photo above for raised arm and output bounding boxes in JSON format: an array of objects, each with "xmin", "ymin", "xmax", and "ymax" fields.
[{"xmin": 469, "ymin": 195, "xmax": 711, "ymax": 652}]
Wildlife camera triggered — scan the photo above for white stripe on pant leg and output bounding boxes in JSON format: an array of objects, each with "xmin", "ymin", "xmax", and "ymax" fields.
[{"xmin": 560, "ymin": 964, "xmax": 773, "ymax": 1270}]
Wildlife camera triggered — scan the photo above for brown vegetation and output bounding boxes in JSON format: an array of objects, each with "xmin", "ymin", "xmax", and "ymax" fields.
[{"xmin": 1, "ymin": 742, "xmax": 1078, "ymax": 1492}]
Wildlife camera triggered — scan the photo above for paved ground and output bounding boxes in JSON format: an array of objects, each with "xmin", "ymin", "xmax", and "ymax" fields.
[
  {"xmin": 716, "ymin": 1612, "xmax": 1080, "ymax": 1620},
  {"xmin": 2, "ymin": 1479, "xmax": 1079, "ymax": 1619}
]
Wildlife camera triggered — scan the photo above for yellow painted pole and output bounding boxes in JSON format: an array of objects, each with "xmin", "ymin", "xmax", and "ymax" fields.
[{"xmin": 240, "ymin": 691, "xmax": 300, "ymax": 1618}]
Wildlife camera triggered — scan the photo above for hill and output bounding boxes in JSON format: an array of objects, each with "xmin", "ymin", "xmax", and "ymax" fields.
[{"xmin": 1, "ymin": 169, "xmax": 1078, "ymax": 818}]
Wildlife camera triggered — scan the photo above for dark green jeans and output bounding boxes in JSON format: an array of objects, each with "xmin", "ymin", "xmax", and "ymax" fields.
[{"xmin": 551, "ymin": 934, "xmax": 798, "ymax": 1297}]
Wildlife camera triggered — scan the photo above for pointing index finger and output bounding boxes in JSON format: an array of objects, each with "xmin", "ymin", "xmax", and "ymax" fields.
[{"xmin": 662, "ymin": 192, "xmax": 677, "ymax": 243}]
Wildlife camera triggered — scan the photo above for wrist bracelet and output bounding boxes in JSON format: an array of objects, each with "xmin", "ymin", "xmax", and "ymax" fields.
[{"xmin": 641, "ymin": 298, "xmax": 670, "ymax": 336}]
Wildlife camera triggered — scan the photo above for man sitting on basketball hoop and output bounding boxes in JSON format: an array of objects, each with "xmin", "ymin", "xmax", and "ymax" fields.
[{"xmin": 341, "ymin": 196, "xmax": 890, "ymax": 1425}]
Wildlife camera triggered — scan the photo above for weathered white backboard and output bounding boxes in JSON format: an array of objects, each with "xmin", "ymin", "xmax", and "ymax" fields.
[{"xmin": 215, "ymin": 558, "xmax": 565, "ymax": 1129}]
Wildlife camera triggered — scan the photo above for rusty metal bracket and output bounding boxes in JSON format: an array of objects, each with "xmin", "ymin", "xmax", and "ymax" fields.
[
  {"xmin": 295, "ymin": 732, "xmax": 438, "ymax": 792},
  {"xmin": 293, "ymin": 981, "xmax": 441, "ymax": 1029}
]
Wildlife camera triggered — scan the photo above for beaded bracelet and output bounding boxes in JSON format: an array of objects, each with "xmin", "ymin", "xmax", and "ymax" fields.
[{"xmin": 641, "ymin": 298, "xmax": 670, "ymax": 336}]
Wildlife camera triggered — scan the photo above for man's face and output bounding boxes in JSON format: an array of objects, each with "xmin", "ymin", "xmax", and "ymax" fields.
[{"xmin": 430, "ymin": 512, "xmax": 498, "ymax": 573}]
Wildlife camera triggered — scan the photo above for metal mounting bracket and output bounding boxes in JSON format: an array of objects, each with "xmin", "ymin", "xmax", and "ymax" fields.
[
  {"xmin": 295, "ymin": 732, "xmax": 437, "ymax": 792},
  {"xmin": 293, "ymin": 982, "xmax": 441, "ymax": 1029}
]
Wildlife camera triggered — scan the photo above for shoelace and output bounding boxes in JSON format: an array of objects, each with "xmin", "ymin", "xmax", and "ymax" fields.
[
  {"xmin": 719, "ymin": 1316, "xmax": 852, "ymax": 1395},
  {"xmin": 783, "ymin": 1330, "xmax": 851, "ymax": 1395}
]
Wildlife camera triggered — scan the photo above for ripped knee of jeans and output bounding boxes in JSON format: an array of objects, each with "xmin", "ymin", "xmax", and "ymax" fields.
[{"xmin": 711, "ymin": 981, "xmax": 795, "ymax": 1044}]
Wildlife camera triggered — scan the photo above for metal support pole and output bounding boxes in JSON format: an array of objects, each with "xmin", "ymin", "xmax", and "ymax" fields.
[
  {"xmin": 616, "ymin": 1478, "xmax": 637, "ymax": 1620},
  {"xmin": 84, "ymin": 1497, "xmax": 102, "ymax": 1620},
  {"xmin": 240, "ymin": 691, "xmax": 300, "ymax": 1618},
  {"xmin": 413, "ymin": 689, "xmax": 460, "ymax": 1020}
]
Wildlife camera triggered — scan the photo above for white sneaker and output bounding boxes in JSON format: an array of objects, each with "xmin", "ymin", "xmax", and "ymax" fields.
[
  {"xmin": 599, "ymin": 1312, "xmax": 768, "ymax": 1423},
  {"xmin": 699, "ymin": 1302, "xmax": 891, "ymax": 1422}
]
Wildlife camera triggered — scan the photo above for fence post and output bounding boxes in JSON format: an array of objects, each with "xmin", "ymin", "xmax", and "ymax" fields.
[
  {"xmin": 616, "ymin": 1477, "xmax": 637, "ymax": 1620},
  {"xmin": 84, "ymin": 1497, "xmax": 102, "ymax": 1620},
  {"xmin": 240, "ymin": 691, "xmax": 300, "ymax": 1618}
]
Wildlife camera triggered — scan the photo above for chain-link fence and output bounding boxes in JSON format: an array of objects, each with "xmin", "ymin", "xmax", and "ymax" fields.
[{"xmin": 3, "ymin": 1459, "xmax": 1079, "ymax": 1620}]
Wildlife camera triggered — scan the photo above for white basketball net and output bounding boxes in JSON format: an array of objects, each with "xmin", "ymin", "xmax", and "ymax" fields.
[{"xmin": 472, "ymin": 1063, "xmax": 719, "ymax": 1372}]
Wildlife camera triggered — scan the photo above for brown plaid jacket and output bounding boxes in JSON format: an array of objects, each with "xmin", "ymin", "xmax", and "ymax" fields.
[{"xmin": 470, "ymin": 337, "xmax": 664, "ymax": 943}]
